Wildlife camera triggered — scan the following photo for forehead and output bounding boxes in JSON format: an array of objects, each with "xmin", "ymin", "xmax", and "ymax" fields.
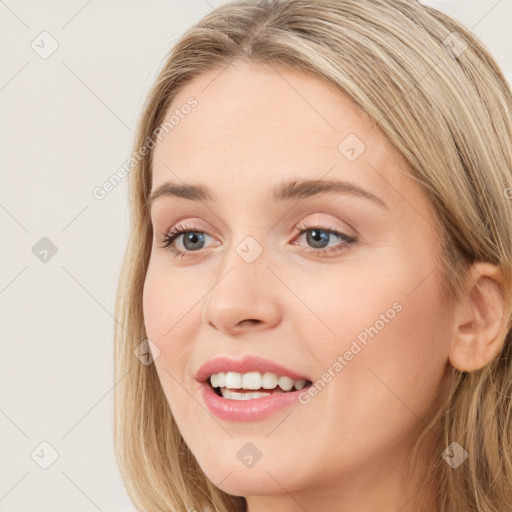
[{"xmin": 150, "ymin": 61, "xmax": 413, "ymax": 206}]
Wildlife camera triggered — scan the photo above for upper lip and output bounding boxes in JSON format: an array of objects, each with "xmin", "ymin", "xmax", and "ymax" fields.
[{"xmin": 196, "ymin": 355, "xmax": 312, "ymax": 384}]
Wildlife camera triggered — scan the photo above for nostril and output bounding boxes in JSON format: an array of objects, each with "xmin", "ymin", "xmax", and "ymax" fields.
[{"xmin": 236, "ymin": 319, "xmax": 261, "ymax": 328}]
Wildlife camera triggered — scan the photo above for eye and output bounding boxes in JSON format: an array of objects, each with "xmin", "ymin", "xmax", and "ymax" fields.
[
  {"xmin": 158, "ymin": 222, "xmax": 215, "ymax": 258},
  {"xmin": 291, "ymin": 223, "xmax": 357, "ymax": 257},
  {"xmin": 158, "ymin": 222, "xmax": 357, "ymax": 259}
]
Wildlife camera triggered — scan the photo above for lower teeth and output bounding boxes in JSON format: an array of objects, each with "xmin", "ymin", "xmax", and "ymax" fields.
[{"xmin": 218, "ymin": 387, "xmax": 285, "ymax": 400}]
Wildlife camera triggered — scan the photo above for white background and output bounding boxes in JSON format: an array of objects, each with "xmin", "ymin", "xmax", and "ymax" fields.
[{"xmin": 1, "ymin": 1, "xmax": 510, "ymax": 510}]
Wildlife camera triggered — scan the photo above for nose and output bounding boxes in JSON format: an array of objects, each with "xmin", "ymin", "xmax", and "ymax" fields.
[{"xmin": 201, "ymin": 250, "xmax": 282, "ymax": 335}]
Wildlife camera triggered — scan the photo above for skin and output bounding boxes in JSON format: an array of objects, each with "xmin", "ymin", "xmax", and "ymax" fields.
[{"xmin": 142, "ymin": 60, "xmax": 508, "ymax": 512}]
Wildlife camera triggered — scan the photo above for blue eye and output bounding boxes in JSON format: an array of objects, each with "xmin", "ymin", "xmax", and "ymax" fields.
[
  {"xmin": 158, "ymin": 223, "xmax": 212, "ymax": 258},
  {"xmin": 292, "ymin": 224, "xmax": 356, "ymax": 257},
  {"xmin": 158, "ymin": 223, "xmax": 356, "ymax": 258}
]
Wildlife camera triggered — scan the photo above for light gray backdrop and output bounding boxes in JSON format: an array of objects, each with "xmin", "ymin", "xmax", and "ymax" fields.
[{"xmin": 1, "ymin": 1, "xmax": 510, "ymax": 510}]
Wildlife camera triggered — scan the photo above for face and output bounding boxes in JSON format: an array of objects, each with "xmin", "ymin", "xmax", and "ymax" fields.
[{"xmin": 143, "ymin": 61, "xmax": 453, "ymax": 505}]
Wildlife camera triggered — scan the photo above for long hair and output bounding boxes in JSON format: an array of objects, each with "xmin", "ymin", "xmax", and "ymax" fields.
[{"xmin": 113, "ymin": 1, "xmax": 512, "ymax": 510}]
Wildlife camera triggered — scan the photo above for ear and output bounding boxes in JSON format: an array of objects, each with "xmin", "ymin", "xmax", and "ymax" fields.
[{"xmin": 449, "ymin": 262, "xmax": 510, "ymax": 372}]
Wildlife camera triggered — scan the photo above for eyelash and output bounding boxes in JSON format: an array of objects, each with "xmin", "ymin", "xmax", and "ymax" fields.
[{"xmin": 157, "ymin": 222, "xmax": 357, "ymax": 259}]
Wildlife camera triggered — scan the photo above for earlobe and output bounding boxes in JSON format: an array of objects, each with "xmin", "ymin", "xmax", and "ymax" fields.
[{"xmin": 448, "ymin": 262, "xmax": 509, "ymax": 372}]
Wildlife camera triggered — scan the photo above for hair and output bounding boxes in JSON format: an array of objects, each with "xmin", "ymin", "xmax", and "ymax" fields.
[{"xmin": 113, "ymin": 1, "xmax": 512, "ymax": 510}]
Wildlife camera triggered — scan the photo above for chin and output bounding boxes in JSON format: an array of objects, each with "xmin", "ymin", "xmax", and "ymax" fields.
[
  {"xmin": 205, "ymin": 468, "xmax": 288, "ymax": 497},
  {"xmin": 195, "ymin": 449, "xmax": 299, "ymax": 497}
]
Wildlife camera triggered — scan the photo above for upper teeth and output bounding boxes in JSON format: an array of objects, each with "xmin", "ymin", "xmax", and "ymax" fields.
[{"xmin": 209, "ymin": 371, "xmax": 307, "ymax": 391}]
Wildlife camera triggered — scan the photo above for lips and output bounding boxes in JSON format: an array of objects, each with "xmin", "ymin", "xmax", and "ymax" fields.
[
  {"xmin": 195, "ymin": 355, "xmax": 312, "ymax": 384},
  {"xmin": 194, "ymin": 356, "xmax": 314, "ymax": 421}
]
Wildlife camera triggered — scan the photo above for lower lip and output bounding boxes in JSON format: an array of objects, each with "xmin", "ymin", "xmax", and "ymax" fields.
[{"xmin": 199, "ymin": 382, "xmax": 306, "ymax": 421}]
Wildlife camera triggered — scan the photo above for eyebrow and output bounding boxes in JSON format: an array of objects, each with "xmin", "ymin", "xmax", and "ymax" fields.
[{"xmin": 146, "ymin": 178, "xmax": 388, "ymax": 209}]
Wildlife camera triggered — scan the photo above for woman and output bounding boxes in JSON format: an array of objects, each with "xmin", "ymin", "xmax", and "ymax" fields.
[{"xmin": 113, "ymin": 1, "xmax": 512, "ymax": 510}]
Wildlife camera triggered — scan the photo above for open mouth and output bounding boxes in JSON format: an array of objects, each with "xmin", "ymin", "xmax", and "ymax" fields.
[{"xmin": 208, "ymin": 371, "xmax": 313, "ymax": 400}]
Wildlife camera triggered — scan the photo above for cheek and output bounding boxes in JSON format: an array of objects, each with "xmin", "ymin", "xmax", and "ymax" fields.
[
  {"xmin": 142, "ymin": 261, "xmax": 202, "ymax": 372},
  {"xmin": 143, "ymin": 255, "xmax": 199, "ymax": 335},
  {"xmin": 142, "ymin": 263, "xmax": 204, "ymax": 425},
  {"xmin": 295, "ymin": 254, "xmax": 450, "ymax": 446}
]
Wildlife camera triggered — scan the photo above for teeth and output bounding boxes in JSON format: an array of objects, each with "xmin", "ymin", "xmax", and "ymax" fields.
[
  {"xmin": 224, "ymin": 371, "xmax": 242, "ymax": 389},
  {"xmin": 210, "ymin": 372, "xmax": 224, "ymax": 388},
  {"xmin": 261, "ymin": 372, "xmax": 279, "ymax": 389},
  {"xmin": 294, "ymin": 379, "xmax": 307, "ymax": 390},
  {"xmin": 242, "ymin": 371, "xmax": 262, "ymax": 390},
  {"xmin": 278, "ymin": 376, "xmax": 294, "ymax": 391},
  {"xmin": 220, "ymin": 389, "xmax": 277, "ymax": 400},
  {"xmin": 209, "ymin": 371, "xmax": 309, "ymax": 393}
]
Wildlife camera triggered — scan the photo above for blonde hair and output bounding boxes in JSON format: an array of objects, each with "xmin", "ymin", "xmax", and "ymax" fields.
[{"xmin": 113, "ymin": 1, "xmax": 512, "ymax": 510}]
